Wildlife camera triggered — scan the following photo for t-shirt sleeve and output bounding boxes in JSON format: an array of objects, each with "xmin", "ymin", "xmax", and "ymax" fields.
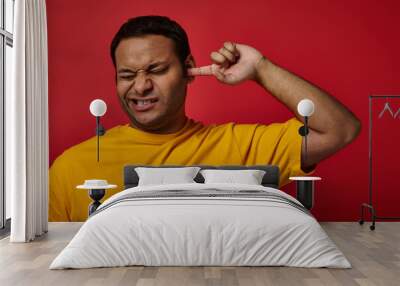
[
  {"xmin": 233, "ymin": 117, "xmax": 316, "ymax": 187},
  {"xmin": 49, "ymin": 156, "xmax": 71, "ymax": 221}
]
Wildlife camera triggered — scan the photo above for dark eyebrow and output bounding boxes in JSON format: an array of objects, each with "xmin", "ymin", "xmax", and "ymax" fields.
[{"xmin": 117, "ymin": 61, "xmax": 168, "ymax": 74}]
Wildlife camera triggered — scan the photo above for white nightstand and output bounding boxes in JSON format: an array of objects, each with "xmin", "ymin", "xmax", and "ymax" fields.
[
  {"xmin": 77, "ymin": 180, "xmax": 117, "ymax": 215},
  {"xmin": 289, "ymin": 176, "xmax": 321, "ymax": 210}
]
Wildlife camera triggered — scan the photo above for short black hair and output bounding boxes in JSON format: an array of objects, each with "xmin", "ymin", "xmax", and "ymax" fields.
[{"xmin": 110, "ymin": 15, "xmax": 191, "ymax": 70}]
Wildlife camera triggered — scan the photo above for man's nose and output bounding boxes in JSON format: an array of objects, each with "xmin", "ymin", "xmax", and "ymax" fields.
[{"xmin": 134, "ymin": 71, "xmax": 153, "ymax": 95}]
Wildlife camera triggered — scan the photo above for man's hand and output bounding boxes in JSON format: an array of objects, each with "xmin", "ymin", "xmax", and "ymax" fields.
[{"xmin": 188, "ymin": 42, "xmax": 265, "ymax": 85}]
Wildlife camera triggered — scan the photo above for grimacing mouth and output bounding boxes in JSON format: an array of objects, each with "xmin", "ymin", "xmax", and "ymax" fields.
[{"xmin": 130, "ymin": 98, "xmax": 158, "ymax": 105}]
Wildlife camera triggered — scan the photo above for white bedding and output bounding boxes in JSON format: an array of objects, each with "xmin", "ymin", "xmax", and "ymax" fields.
[{"xmin": 50, "ymin": 183, "xmax": 351, "ymax": 269}]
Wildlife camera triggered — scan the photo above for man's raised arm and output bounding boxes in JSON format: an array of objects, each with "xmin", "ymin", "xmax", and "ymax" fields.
[
  {"xmin": 187, "ymin": 42, "xmax": 361, "ymax": 169},
  {"xmin": 254, "ymin": 56, "xmax": 361, "ymax": 169}
]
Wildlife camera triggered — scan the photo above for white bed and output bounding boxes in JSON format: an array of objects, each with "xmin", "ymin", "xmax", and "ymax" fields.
[{"xmin": 50, "ymin": 182, "xmax": 351, "ymax": 269}]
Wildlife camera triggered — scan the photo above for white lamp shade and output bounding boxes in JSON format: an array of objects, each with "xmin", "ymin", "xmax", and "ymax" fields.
[
  {"xmin": 297, "ymin": 99, "xmax": 315, "ymax": 117},
  {"xmin": 89, "ymin": 99, "xmax": 107, "ymax": 117}
]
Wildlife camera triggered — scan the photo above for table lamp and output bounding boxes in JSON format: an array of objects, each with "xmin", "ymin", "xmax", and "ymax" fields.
[
  {"xmin": 290, "ymin": 99, "xmax": 321, "ymax": 210},
  {"xmin": 89, "ymin": 99, "xmax": 107, "ymax": 162}
]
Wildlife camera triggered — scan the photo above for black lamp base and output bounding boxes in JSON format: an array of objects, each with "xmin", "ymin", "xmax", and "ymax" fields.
[{"xmin": 298, "ymin": 125, "xmax": 309, "ymax": 136}]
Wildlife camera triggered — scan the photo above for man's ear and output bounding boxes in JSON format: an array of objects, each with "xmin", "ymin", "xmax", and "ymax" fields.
[{"xmin": 184, "ymin": 54, "xmax": 196, "ymax": 83}]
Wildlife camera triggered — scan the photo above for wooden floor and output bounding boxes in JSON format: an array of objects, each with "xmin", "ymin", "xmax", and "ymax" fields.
[{"xmin": 0, "ymin": 222, "xmax": 399, "ymax": 286}]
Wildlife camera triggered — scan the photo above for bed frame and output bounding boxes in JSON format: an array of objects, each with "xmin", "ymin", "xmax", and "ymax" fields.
[
  {"xmin": 123, "ymin": 165, "xmax": 280, "ymax": 189},
  {"xmin": 122, "ymin": 165, "xmax": 317, "ymax": 210}
]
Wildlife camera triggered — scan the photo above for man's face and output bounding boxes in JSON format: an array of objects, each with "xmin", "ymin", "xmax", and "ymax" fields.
[{"xmin": 115, "ymin": 35, "xmax": 190, "ymax": 132}]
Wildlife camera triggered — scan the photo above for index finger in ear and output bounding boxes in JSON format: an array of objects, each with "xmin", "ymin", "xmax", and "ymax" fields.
[{"xmin": 187, "ymin": 65, "xmax": 214, "ymax": 76}]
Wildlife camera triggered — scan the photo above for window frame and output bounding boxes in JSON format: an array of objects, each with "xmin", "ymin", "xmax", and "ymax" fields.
[{"xmin": 0, "ymin": 0, "xmax": 14, "ymax": 233}]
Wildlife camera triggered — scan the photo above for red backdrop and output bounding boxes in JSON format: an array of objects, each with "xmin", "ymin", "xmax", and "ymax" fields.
[{"xmin": 46, "ymin": 0, "xmax": 400, "ymax": 221}]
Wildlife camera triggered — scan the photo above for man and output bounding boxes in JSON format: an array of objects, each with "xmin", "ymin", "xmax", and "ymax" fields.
[{"xmin": 49, "ymin": 15, "xmax": 360, "ymax": 221}]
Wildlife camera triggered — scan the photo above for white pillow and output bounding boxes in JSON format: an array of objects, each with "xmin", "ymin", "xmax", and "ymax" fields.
[
  {"xmin": 200, "ymin": 169, "xmax": 266, "ymax": 185},
  {"xmin": 135, "ymin": 167, "xmax": 201, "ymax": 186}
]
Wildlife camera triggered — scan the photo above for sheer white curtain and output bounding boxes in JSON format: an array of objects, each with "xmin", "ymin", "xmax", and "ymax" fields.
[{"xmin": 7, "ymin": 0, "xmax": 49, "ymax": 242}]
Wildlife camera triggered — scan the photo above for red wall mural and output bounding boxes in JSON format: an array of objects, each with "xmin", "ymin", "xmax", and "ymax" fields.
[{"xmin": 46, "ymin": 0, "xmax": 400, "ymax": 221}]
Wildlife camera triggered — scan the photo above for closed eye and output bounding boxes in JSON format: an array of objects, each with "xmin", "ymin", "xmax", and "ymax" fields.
[
  {"xmin": 119, "ymin": 75, "xmax": 134, "ymax": 80},
  {"xmin": 149, "ymin": 67, "xmax": 168, "ymax": 74}
]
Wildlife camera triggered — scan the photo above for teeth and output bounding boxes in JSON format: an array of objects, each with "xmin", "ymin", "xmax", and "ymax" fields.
[{"xmin": 137, "ymin": 100, "xmax": 151, "ymax": 106}]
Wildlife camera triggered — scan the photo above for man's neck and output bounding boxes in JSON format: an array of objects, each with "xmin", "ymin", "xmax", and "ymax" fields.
[{"xmin": 129, "ymin": 116, "xmax": 189, "ymax": 134}]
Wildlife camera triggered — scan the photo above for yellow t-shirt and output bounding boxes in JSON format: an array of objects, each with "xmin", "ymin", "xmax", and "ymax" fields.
[{"xmin": 49, "ymin": 117, "xmax": 315, "ymax": 221}]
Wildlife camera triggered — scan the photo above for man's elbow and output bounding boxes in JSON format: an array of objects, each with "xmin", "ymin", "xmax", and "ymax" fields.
[{"xmin": 342, "ymin": 117, "xmax": 361, "ymax": 146}]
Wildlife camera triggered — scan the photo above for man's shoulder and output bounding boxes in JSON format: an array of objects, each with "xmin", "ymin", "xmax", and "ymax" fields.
[
  {"xmin": 202, "ymin": 121, "xmax": 273, "ymax": 132},
  {"xmin": 202, "ymin": 118, "xmax": 302, "ymax": 135}
]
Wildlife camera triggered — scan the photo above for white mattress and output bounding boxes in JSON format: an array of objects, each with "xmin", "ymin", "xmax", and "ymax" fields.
[{"xmin": 50, "ymin": 183, "xmax": 351, "ymax": 269}]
